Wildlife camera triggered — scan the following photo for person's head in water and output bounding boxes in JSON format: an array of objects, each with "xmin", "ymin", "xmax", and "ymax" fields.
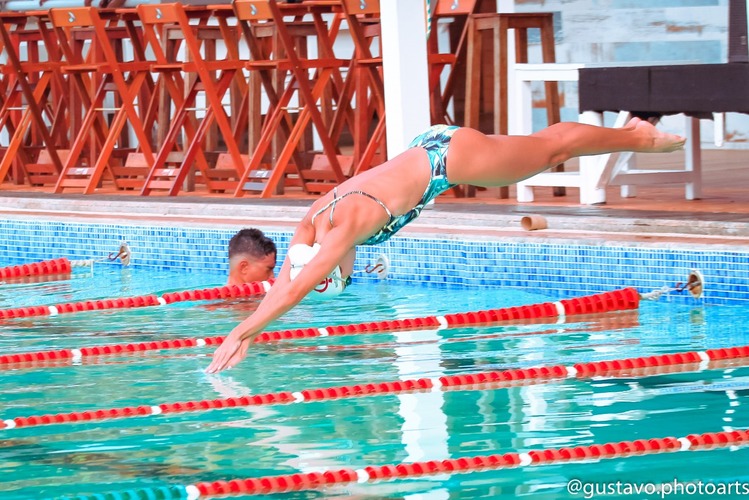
[{"xmin": 227, "ymin": 229, "xmax": 277, "ymax": 285}]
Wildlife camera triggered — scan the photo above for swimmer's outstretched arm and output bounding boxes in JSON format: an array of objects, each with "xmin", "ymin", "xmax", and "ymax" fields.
[{"xmin": 206, "ymin": 225, "xmax": 357, "ymax": 373}]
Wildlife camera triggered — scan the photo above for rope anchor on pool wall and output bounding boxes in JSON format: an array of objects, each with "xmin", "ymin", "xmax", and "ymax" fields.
[
  {"xmin": 106, "ymin": 241, "xmax": 131, "ymax": 267},
  {"xmin": 640, "ymin": 269, "xmax": 704, "ymax": 301},
  {"xmin": 72, "ymin": 241, "xmax": 132, "ymax": 274},
  {"xmin": 364, "ymin": 254, "xmax": 390, "ymax": 279}
]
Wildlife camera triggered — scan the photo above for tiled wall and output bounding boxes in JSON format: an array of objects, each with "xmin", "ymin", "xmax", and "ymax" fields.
[{"xmin": 1, "ymin": 218, "xmax": 747, "ymax": 305}]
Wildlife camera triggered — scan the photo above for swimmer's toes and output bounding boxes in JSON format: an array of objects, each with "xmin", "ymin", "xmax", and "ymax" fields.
[
  {"xmin": 665, "ymin": 134, "xmax": 687, "ymax": 152},
  {"xmin": 636, "ymin": 121, "xmax": 685, "ymax": 152},
  {"xmin": 625, "ymin": 116, "xmax": 643, "ymax": 129}
]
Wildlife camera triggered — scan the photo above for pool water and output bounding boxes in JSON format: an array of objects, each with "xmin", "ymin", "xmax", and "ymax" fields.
[{"xmin": 1, "ymin": 266, "xmax": 749, "ymax": 499}]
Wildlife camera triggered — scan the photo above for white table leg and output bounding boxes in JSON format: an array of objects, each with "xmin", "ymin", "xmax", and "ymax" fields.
[
  {"xmin": 578, "ymin": 111, "xmax": 607, "ymax": 205},
  {"xmin": 514, "ymin": 76, "xmax": 535, "ymax": 202},
  {"xmin": 685, "ymin": 116, "xmax": 702, "ymax": 200}
]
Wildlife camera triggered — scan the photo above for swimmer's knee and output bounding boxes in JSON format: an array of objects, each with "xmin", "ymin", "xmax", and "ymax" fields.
[{"xmin": 530, "ymin": 128, "xmax": 572, "ymax": 166}]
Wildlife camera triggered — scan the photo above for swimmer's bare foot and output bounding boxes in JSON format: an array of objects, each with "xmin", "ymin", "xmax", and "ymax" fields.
[{"xmin": 627, "ymin": 118, "xmax": 686, "ymax": 153}]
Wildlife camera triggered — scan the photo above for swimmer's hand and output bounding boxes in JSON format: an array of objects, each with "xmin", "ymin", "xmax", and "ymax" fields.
[{"xmin": 206, "ymin": 335, "xmax": 250, "ymax": 373}]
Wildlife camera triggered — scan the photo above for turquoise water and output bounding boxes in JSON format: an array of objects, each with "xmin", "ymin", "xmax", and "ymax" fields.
[{"xmin": 1, "ymin": 267, "xmax": 749, "ymax": 499}]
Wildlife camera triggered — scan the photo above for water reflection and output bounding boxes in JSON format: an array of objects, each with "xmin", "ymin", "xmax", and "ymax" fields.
[{"xmin": 0, "ymin": 436, "xmax": 205, "ymax": 495}]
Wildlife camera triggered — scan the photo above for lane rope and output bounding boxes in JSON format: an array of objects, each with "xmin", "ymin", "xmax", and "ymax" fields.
[
  {"xmin": 59, "ymin": 428, "xmax": 749, "ymax": 499},
  {"xmin": 3, "ymin": 343, "xmax": 748, "ymax": 431},
  {"xmin": 0, "ymin": 288, "xmax": 640, "ymax": 367},
  {"xmin": 0, "ymin": 258, "xmax": 73, "ymax": 279},
  {"xmin": 0, "ymin": 280, "xmax": 272, "ymax": 321}
]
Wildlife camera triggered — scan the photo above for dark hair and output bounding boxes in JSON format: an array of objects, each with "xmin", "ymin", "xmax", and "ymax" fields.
[{"xmin": 228, "ymin": 228, "xmax": 277, "ymax": 260}]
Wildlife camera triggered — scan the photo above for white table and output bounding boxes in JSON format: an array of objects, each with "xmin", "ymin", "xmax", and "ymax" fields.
[{"xmin": 510, "ymin": 62, "xmax": 709, "ymax": 205}]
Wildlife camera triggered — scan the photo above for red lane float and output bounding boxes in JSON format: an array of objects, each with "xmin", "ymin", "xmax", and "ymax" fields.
[
  {"xmin": 189, "ymin": 429, "xmax": 749, "ymax": 497},
  {"xmin": 2, "ymin": 344, "xmax": 747, "ymax": 431},
  {"xmin": 0, "ymin": 281, "xmax": 271, "ymax": 321},
  {"xmin": 160, "ymin": 281, "xmax": 268, "ymax": 304},
  {"xmin": 0, "ymin": 294, "xmax": 162, "ymax": 320},
  {"xmin": 0, "ymin": 258, "xmax": 72, "ymax": 279},
  {"xmin": 0, "ymin": 284, "xmax": 633, "ymax": 323},
  {"xmin": 0, "ymin": 288, "xmax": 640, "ymax": 366}
]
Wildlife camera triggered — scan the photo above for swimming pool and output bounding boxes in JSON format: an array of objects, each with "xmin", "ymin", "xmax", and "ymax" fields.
[{"xmin": 2, "ymin": 219, "xmax": 749, "ymax": 498}]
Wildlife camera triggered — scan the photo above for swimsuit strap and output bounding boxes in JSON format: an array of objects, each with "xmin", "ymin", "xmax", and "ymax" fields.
[
  {"xmin": 310, "ymin": 188, "xmax": 393, "ymax": 226},
  {"xmin": 310, "ymin": 187, "xmax": 338, "ymax": 225}
]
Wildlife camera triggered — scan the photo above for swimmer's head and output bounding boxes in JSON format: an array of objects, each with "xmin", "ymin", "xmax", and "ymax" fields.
[
  {"xmin": 288, "ymin": 243, "xmax": 349, "ymax": 299},
  {"xmin": 227, "ymin": 228, "xmax": 277, "ymax": 285}
]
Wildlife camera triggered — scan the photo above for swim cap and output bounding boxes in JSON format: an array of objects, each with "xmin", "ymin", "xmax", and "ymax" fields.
[{"xmin": 288, "ymin": 243, "xmax": 347, "ymax": 299}]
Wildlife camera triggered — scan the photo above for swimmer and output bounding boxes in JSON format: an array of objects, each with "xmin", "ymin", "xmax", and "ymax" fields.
[
  {"xmin": 226, "ymin": 229, "xmax": 351, "ymax": 310},
  {"xmin": 207, "ymin": 119, "xmax": 686, "ymax": 373},
  {"xmin": 227, "ymin": 228, "xmax": 277, "ymax": 285}
]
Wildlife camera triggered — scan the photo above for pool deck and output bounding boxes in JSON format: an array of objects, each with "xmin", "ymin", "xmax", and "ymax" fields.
[{"xmin": 1, "ymin": 148, "xmax": 748, "ymax": 249}]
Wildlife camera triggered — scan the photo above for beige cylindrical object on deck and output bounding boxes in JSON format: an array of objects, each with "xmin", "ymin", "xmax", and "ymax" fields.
[{"xmin": 521, "ymin": 215, "xmax": 548, "ymax": 231}]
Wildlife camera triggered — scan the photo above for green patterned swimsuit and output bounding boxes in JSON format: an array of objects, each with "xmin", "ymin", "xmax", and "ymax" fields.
[{"xmin": 310, "ymin": 124, "xmax": 460, "ymax": 245}]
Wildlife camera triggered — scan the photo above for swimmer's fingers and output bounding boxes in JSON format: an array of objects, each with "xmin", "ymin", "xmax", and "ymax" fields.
[
  {"xmin": 205, "ymin": 353, "xmax": 228, "ymax": 373},
  {"xmin": 206, "ymin": 337, "xmax": 241, "ymax": 373},
  {"xmin": 225, "ymin": 339, "xmax": 250, "ymax": 371}
]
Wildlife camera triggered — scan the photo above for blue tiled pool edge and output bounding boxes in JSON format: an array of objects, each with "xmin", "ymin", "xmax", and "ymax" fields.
[{"xmin": 1, "ymin": 218, "xmax": 747, "ymax": 305}]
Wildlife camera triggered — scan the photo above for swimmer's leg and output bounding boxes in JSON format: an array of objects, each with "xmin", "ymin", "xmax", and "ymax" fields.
[{"xmin": 446, "ymin": 119, "xmax": 686, "ymax": 187}]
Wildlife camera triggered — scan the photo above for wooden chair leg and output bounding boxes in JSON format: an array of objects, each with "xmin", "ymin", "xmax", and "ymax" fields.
[{"xmin": 539, "ymin": 17, "xmax": 565, "ymax": 196}]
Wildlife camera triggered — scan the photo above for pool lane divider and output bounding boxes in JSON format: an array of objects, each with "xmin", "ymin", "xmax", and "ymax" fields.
[
  {"xmin": 3, "ymin": 344, "xmax": 748, "ymax": 431},
  {"xmin": 61, "ymin": 429, "xmax": 749, "ymax": 499},
  {"xmin": 0, "ymin": 280, "xmax": 273, "ymax": 320},
  {"xmin": 0, "ymin": 258, "xmax": 73, "ymax": 279},
  {"xmin": 0, "ymin": 288, "xmax": 639, "ymax": 366}
]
